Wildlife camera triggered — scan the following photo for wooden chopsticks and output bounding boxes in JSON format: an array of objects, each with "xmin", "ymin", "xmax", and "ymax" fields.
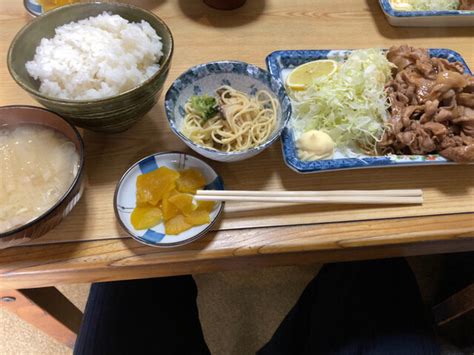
[{"xmin": 195, "ymin": 189, "xmax": 423, "ymax": 205}]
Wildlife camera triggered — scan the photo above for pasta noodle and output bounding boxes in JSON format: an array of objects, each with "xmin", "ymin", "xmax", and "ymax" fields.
[{"xmin": 181, "ymin": 86, "xmax": 278, "ymax": 152}]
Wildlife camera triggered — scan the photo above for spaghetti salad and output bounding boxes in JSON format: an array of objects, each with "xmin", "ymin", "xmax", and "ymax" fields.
[{"xmin": 182, "ymin": 86, "xmax": 278, "ymax": 152}]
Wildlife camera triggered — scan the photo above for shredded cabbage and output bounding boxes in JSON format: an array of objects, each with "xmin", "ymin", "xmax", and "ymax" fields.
[
  {"xmin": 291, "ymin": 49, "xmax": 395, "ymax": 153},
  {"xmin": 390, "ymin": 0, "xmax": 459, "ymax": 11}
]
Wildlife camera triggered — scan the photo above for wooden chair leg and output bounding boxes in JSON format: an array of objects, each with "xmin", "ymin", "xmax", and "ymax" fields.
[
  {"xmin": 0, "ymin": 287, "xmax": 83, "ymax": 348},
  {"xmin": 433, "ymin": 283, "xmax": 474, "ymax": 326}
]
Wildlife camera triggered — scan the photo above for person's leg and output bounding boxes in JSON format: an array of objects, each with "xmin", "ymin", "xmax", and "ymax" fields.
[
  {"xmin": 258, "ymin": 258, "xmax": 440, "ymax": 355},
  {"xmin": 74, "ymin": 275, "xmax": 210, "ymax": 355}
]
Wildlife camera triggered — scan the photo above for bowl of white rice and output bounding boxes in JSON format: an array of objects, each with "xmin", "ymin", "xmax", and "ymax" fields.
[{"xmin": 7, "ymin": 2, "xmax": 173, "ymax": 133}]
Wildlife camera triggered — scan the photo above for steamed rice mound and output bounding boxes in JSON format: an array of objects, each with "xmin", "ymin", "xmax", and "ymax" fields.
[{"xmin": 25, "ymin": 12, "xmax": 163, "ymax": 100}]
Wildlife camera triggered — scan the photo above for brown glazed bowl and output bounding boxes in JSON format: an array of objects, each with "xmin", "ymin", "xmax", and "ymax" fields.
[
  {"xmin": 203, "ymin": 0, "xmax": 247, "ymax": 10},
  {"xmin": 8, "ymin": 2, "xmax": 174, "ymax": 133},
  {"xmin": 0, "ymin": 106, "xmax": 85, "ymax": 249}
]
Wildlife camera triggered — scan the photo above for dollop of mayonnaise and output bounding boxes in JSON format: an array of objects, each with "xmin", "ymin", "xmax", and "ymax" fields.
[
  {"xmin": 296, "ymin": 130, "xmax": 335, "ymax": 161},
  {"xmin": 389, "ymin": 0, "xmax": 412, "ymax": 10}
]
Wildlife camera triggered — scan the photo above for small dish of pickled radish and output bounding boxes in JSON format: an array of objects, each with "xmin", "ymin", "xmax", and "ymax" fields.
[{"xmin": 114, "ymin": 152, "xmax": 224, "ymax": 247}]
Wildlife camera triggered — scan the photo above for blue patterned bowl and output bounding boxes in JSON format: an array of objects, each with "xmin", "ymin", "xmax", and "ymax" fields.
[
  {"xmin": 114, "ymin": 152, "xmax": 224, "ymax": 248},
  {"xmin": 165, "ymin": 61, "xmax": 291, "ymax": 162}
]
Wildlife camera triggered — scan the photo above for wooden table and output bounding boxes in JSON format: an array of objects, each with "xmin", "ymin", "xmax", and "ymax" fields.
[{"xmin": 1, "ymin": 0, "xmax": 473, "ymax": 348}]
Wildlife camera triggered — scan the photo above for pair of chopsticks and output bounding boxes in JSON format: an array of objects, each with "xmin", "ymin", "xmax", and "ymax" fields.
[{"xmin": 195, "ymin": 189, "xmax": 423, "ymax": 205}]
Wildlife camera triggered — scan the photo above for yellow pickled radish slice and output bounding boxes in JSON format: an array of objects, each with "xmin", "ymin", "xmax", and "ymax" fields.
[
  {"xmin": 168, "ymin": 193, "xmax": 196, "ymax": 216},
  {"xmin": 176, "ymin": 169, "xmax": 206, "ymax": 194},
  {"xmin": 131, "ymin": 206, "xmax": 162, "ymax": 230},
  {"xmin": 162, "ymin": 189, "xmax": 180, "ymax": 221},
  {"xmin": 185, "ymin": 210, "xmax": 211, "ymax": 226},
  {"xmin": 165, "ymin": 214, "xmax": 193, "ymax": 235},
  {"xmin": 136, "ymin": 166, "xmax": 180, "ymax": 206},
  {"xmin": 196, "ymin": 200, "xmax": 215, "ymax": 212}
]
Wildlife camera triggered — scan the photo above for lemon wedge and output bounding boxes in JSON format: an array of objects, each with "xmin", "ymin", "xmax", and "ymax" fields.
[{"xmin": 286, "ymin": 60, "xmax": 337, "ymax": 91}]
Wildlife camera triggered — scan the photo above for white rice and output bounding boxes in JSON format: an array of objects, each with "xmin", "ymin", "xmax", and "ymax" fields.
[{"xmin": 25, "ymin": 12, "xmax": 163, "ymax": 100}]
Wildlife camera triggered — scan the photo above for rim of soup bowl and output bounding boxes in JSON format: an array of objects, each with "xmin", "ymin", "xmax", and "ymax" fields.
[{"xmin": 0, "ymin": 105, "xmax": 85, "ymax": 239}]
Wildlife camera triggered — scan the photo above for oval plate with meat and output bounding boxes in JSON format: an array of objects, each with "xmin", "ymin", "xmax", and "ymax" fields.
[{"xmin": 266, "ymin": 47, "xmax": 473, "ymax": 173}]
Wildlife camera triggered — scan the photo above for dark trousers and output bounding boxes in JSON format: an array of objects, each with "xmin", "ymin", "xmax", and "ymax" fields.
[{"xmin": 74, "ymin": 258, "xmax": 440, "ymax": 355}]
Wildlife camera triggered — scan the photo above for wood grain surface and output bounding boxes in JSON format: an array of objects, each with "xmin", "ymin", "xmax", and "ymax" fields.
[
  {"xmin": 0, "ymin": 214, "xmax": 473, "ymax": 289},
  {"xmin": 0, "ymin": 0, "xmax": 473, "ymax": 288}
]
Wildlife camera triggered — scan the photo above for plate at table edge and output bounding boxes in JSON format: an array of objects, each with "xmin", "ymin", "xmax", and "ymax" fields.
[
  {"xmin": 114, "ymin": 151, "xmax": 224, "ymax": 247},
  {"xmin": 265, "ymin": 48, "xmax": 472, "ymax": 174},
  {"xmin": 378, "ymin": 0, "xmax": 474, "ymax": 27}
]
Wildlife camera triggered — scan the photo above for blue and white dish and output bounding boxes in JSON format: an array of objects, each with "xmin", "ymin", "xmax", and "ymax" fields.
[
  {"xmin": 379, "ymin": 0, "xmax": 474, "ymax": 27},
  {"xmin": 114, "ymin": 152, "xmax": 224, "ymax": 247},
  {"xmin": 266, "ymin": 48, "xmax": 472, "ymax": 174},
  {"xmin": 164, "ymin": 60, "xmax": 292, "ymax": 162}
]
